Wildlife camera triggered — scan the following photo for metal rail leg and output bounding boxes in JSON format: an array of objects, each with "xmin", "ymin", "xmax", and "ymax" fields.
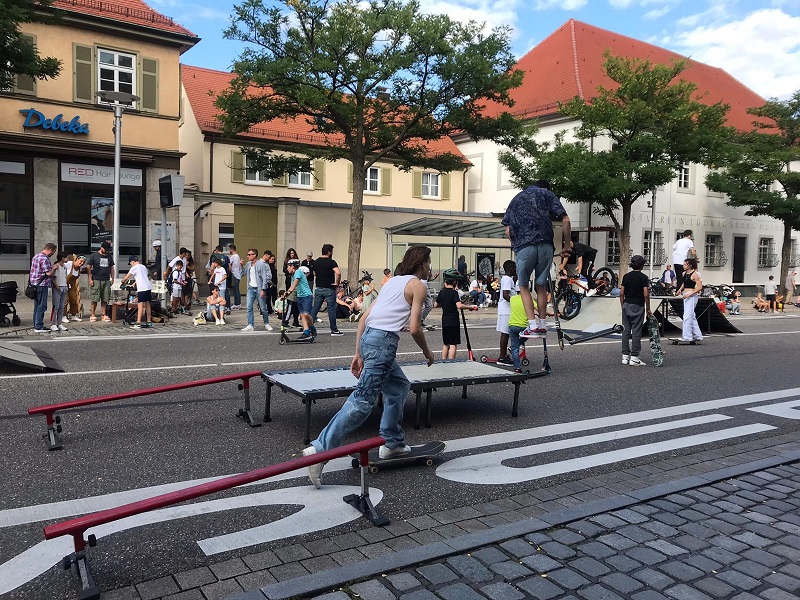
[
  {"xmin": 44, "ymin": 413, "xmax": 63, "ymax": 451},
  {"xmin": 304, "ymin": 398, "xmax": 313, "ymax": 445},
  {"xmin": 425, "ymin": 388, "xmax": 433, "ymax": 428},
  {"xmin": 263, "ymin": 381, "xmax": 273, "ymax": 423},
  {"xmin": 462, "ymin": 384, "xmax": 467, "ymax": 399},
  {"xmin": 512, "ymin": 382, "xmax": 520, "ymax": 417},
  {"xmin": 237, "ymin": 378, "xmax": 261, "ymax": 427},
  {"xmin": 343, "ymin": 450, "xmax": 389, "ymax": 526},
  {"xmin": 414, "ymin": 390, "xmax": 422, "ymax": 429}
]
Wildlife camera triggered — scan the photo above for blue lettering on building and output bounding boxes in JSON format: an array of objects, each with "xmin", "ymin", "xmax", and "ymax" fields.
[{"xmin": 19, "ymin": 108, "xmax": 90, "ymax": 135}]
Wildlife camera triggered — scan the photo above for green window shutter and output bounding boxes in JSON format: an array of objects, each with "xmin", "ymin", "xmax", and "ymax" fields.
[
  {"xmin": 140, "ymin": 57, "xmax": 158, "ymax": 113},
  {"xmin": 231, "ymin": 151, "xmax": 244, "ymax": 183},
  {"xmin": 272, "ymin": 174, "xmax": 288, "ymax": 187},
  {"xmin": 313, "ymin": 160, "xmax": 326, "ymax": 190},
  {"xmin": 412, "ymin": 171, "xmax": 422, "ymax": 198},
  {"xmin": 14, "ymin": 35, "xmax": 37, "ymax": 95},
  {"xmin": 380, "ymin": 167, "xmax": 392, "ymax": 196},
  {"xmin": 347, "ymin": 163, "xmax": 353, "ymax": 193},
  {"xmin": 440, "ymin": 173, "xmax": 450, "ymax": 201},
  {"xmin": 74, "ymin": 44, "xmax": 93, "ymax": 103}
]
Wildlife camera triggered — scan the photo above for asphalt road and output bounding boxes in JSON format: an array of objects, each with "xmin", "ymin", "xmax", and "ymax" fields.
[{"xmin": 1, "ymin": 313, "xmax": 800, "ymax": 598}]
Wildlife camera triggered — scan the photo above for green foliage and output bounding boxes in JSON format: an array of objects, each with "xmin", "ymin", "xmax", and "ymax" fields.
[
  {"xmin": 0, "ymin": 0, "xmax": 62, "ymax": 89},
  {"xmin": 499, "ymin": 51, "xmax": 730, "ymax": 273}
]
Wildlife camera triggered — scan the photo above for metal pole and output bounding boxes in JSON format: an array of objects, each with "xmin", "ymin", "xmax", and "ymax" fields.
[
  {"xmin": 161, "ymin": 206, "xmax": 168, "ymax": 279},
  {"xmin": 112, "ymin": 105, "xmax": 123, "ymax": 280},
  {"xmin": 649, "ymin": 189, "xmax": 656, "ymax": 279}
]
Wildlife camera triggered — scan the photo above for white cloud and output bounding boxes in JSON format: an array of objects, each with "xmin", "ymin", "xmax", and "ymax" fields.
[
  {"xmin": 533, "ymin": 0, "xmax": 589, "ymax": 9},
  {"xmin": 418, "ymin": 0, "xmax": 521, "ymax": 35},
  {"xmin": 643, "ymin": 6, "xmax": 672, "ymax": 19},
  {"xmin": 672, "ymin": 8, "xmax": 800, "ymax": 99},
  {"xmin": 609, "ymin": 0, "xmax": 635, "ymax": 7}
]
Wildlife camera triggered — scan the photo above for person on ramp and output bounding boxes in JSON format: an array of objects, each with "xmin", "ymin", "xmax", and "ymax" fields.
[{"xmin": 302, "ymin": 246, "xmax": 436, "ymax": 488}]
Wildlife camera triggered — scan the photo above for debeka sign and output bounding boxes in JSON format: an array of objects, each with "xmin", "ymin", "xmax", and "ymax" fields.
[{"xmin": 19, "ymin": 108, "xmax": 90, "ymax": 135}]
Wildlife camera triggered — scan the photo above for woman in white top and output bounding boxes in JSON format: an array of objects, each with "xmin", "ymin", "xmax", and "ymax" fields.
[{"xmin": 65, "ymin": 254, "xmax": 85, "ymax": 321}]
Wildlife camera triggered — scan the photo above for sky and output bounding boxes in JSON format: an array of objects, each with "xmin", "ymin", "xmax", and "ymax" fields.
[{"xmin": 161, "ymin": 0, "xmax": 800, "ymax": 100}]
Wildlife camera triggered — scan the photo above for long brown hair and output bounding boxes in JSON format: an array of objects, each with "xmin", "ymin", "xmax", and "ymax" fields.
[{"xmin": 397, "ymin": 245, "xmax": 431, "ymax": 276}]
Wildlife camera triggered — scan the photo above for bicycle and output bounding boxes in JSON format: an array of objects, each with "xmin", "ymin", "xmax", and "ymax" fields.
[{"xmin": 553, "ymin": 266, "xmax": 618, "ymax": 320}]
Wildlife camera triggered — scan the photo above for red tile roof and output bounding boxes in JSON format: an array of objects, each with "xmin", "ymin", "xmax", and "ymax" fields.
[
  {"xmin": 54, "ymin": 0, "xmax": 197, "ymax": 38},
  {"xmin": 181, "ymin": 65, "xmax": 467, "ymax": 161},
  {"xmin": 498, "ymin": 19, "xmax": 766, "ymax": 132}
]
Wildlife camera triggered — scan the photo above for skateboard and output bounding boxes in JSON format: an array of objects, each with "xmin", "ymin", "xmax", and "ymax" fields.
[
  {"xmin": 669, "ymin": 338, "xmax": 702, "ymax": 345},
  {"xmin": 350, "ymin": 441, "xmax": 446, "ymax": 473},
  {"xmin": 647, "ymin": 315, "xmax": 664, "ymax": 366}
]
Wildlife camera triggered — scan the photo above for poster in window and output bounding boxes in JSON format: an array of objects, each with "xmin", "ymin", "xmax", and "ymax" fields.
[
  {"xmin": 90, "ymin": 197, "xmax": 114, "ymax": 251},
  {"xmin": 475, "ymin": 253, "xmax": 495, "ymax": 279}
]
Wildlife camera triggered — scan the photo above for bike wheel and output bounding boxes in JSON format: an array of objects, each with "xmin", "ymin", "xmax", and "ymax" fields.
[
  {"xmin": 593, "ymin": 268, "xmax": 617, "ymax": 296},
  {"xmin": 556, "ymin": 291, "xmax": 581, "ymax": 320}
]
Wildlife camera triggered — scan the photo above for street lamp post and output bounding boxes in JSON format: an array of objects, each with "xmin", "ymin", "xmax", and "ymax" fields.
[{"xmin": 96, "ymin": 91, "xmax": 139, "ymax": 279}]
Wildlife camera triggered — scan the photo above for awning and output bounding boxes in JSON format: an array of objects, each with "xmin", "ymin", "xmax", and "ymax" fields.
[{"xmin": 384, "ymin": 217, "xmax": 506, "ymax": 239}]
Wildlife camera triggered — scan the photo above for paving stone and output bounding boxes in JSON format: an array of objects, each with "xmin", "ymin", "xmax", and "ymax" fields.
[
  {"xmin": 416, "ymin": 563, "xmax": 459, "ymax": 585},
  {"xmin": 657, "ymin": 560, "xmax": 704, "ymax": 581},
  {"xmin": 764, "ymin": 572, "xmax": 800, "ymax": 593},
  {"xmin": 174, "ymin": 567, "xmax": 216, "ymax": 590},
  {"xmin": 779, "ymin": 562, "xmax": 800, "ymax": 578},
  {"xmin": 568, "ymin": 557, "xmax": 611, "ymax": 578},
  {"xmin": 432, "ymin": 523, "xmax": 468, "ymax": 539},
  {"xmin": 611, "ymin": 508, "xmax": 650, "ymax": 524},
  {"xmin": 489, "ymin": 560, "xmax": 533, "ymax": 580},
  {"xmin": 651, "ymin": 512, "xmax": 687, "ymax": 527},
  {"xmin": 385, "ymin": 572, "xmax": 421, "ymax": 592},
  {"xmin": 540, "ymin": 540, "xmax": 577, "ymax": 560},
  {"xmin": 360, "ymin": 542, "xmax": 394, "ymax": 559},
  {"xmin": 597, "ymin": 533, "xmax": 638, "ymax": 551},
  {"xmin": 384, "ymin": 536, "xmax": 422, "ymax": 552},
  {"xmin": 546, "ymin": 568, "xmax": 591, "ymax": 590},
  {"xmin": 567, "ymin": 520, "xmax": 606, "ymax": 537},
  {"xmin": 677, "ymin": 522, "xmax": 716, "ymax": 540},
  {"xmin": 481, "ymin": 582, "xmax": 526, "ymax": 600},
  {"xmin": 645, "ymin": 540, "xmax": 689, "ymax": 557},
  {"xmin": 707, "ymin": 535, "xmax": 749, "ymax": 553},
  {"xmin": 771, "ymin": 544, "xmax": 800, "ymax": 562},
  {"xmin": 103, "ymin": 588, "xmax": 141, "ymax": 600},
  {"xmin": 430, "ymin": 506, "xmax": 482, "ymax": 525},
  {"xmin": 743, "ymin": 522, "xmax": 784, "ymax": 539},
  {"xmin": 525, "ymin": 532, "xmax": 553, "ymax": 545},
  {"xmin": 398, "ymin": 590, "xmax": 438, "ymax": 600},
  {"xmin": 618, "ymin": 525, "xmax": 658, "ymax": 543},
  {"xmin": 499, "ymin": 538, "xmax": 537, "ymax": 558},
  {"xmin": 268, "ymin": 561, "xmax": 309, "ymax": 581},
  {"xmin": 209, "ymin": 558, "xmax": 249, "ymax": 581},
  {"xmin": 331, "ymin": 531, "xmax": 368, "ymax": 550},
  {"xmin": 599, "ymin": 572, "xmax": 644, "ymax": 594},
  {"xmin": 630, "ymin": 591, "xmax": 669, "ymax": 600},
  {"xmin": 436, "ymin": 582, "xmax": 486, "ymax": 600},
  {"xmin": 408, "ymin": 529, "xmax": 444, "ymax": 545},
  {"xmin": 670, "ymin": 534, "xmax": 710, "ymax": 552},
  {"xmin": 590, "ymin": 514, "xmax": 628, "ymax": 528},
  {"xmin": 446, "ymin": 555, "xmax": 494, "ymax": 583},
  {"xmin": 359, "ymin": 526, "xmax": 395, "ymax": 544},
  {"xmin": 604, "ymin": 554, "xmax": 642, "ymax": 573},
  {"xmin": 632, "ymin": 568, "xmax": 675, "ymax": 590},
  {"xmin": 162, "ymin": 590, "xmax": 204, "ymax": 600},
  {"xmin": 760, "ymin": 588, "xmax": 800, "ymax": 600},
  {"xmin": 234, "ymin": 568, "xmax": 277, "ymax": 590},
  {"xmin": 199, "ymin": 578, "xmax": 243, "ymax": 600},
  {"xmin": 330, "ymin": 548, "xmax": 368, "ymax": 566},
  {"xmin": 663, "ymin": 583, "xmax": 713, "ymax": 600},
  {"xmin": 521, "ymin": 554, "xmax": 563, "ymax": 573},
  {"xmin": 471, "ymin": 546, "xmax": 512, "ymax": 565},
  {"xmin": 731, "ymin": 558, "xmax": 774, "ymax": 579},
  {"xmin": 550, "ymin": 529, "xmax": 587, "ymax": 545},
  {"xmin": 715, "ymin": 569, "xmax": 761, "ymax": 591},
  {"xmin": 682, "ymin": 554, "xmax": 722, "ymax": 573},
  {"xmin": 301, "ymin": 555, "xmax": 340, "ymax": 573},
  {"xmin": 517, "ymin": 576, "xmax": 565, "ymax": 600},
  {"xmin": 313, "ymin": 593, "xmax": 352, "ymax": 600},
  {"xmin": 402, "ymin": 516, "xmax": 438, "ymax": 532},
  {"xmin": 576, "ymin": 583, "xmax": 624, "ymax": 600},
  {"xmin": 577, "ymin": 541, "xmax": 615, "ymax": 559},
  {"xmin": 273, "ymin": 543, "xmax": 313, "ymax": 563},
  {"xmin": 350, "ymin": 579, "xmax": 397, "ymax": 600},
  {"xmin": 700, "ymin": 546, "xmax": 740, "ymax": 566},
  {"xmin": 692, "ymin": 577, "xmax": 737, "ymax": 599},
  {"xmin": 242, "ymin": 549, "xmax": 282, "ymax": 571},
  {"xmin": 459, "ymin": 519, "xmax": 492, "ymax": 533},
  {"xmin": 136, "ymin": 576, "xmax": 180, "ymax": 600},
  {"xmin": 641, "ymin": 521, "xmax": 679, "ymax": 537},
  {"xmin": 626, "ymin": 546, "xmax": 668, "ymax": 566},
  {"xmin": 732, "ymin": 531, "xmax": 773, "ymax": 548}
]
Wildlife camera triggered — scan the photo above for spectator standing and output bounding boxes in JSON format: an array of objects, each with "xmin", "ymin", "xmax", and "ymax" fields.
[
  {"xmin": 241, "ymin": 248, "xmax": 273, "ymax": 332},
  {"xmin": 49, "ymin": 252, "xmax": 69, "ymax": 332},
  {"xmin": 283, "ymin": 248, "xmax": 299, "ymax": 289},
  {"xmin": 495, "ymin": 260, "xmax": 517, "ymax": 364},
  {"xmin": 785, "ymin": 270, "xmax": 796, "ymax": 306},
  {"xmin": 86, "ymin": 241, "xmax": 115, "ymax": 322},
  {"xmin": 361, "ymin": 273, "xmax": 377, "ymax": 312},
  {"xmin": 262, "ymin": 251, "xmax": 279, "ymax": 311},
  {"xmin": 501, "ymin": 180, "xmax": 571, "ymax": 338},
  {"xmin": 457, "ymin": 255, "xmax": 467, "ymax": 278},
  {"xmin": 672, "ymin": 230, "xmax": 696, "ymax": 283},
  {"xmin": 435, "ymin": 270, "xmax": 471, "ymax": 359},
  {"xmin": 65, "ymin": 254, "xmax": 86, "ymax": 322},
  {"xmin": 210, "ymin": 256, "xmax": 227, "ymax": 299},
  {"xmin": 165, "ymin": 247, "xmax": 189, "ymax": 280},
  {"xmin": 168, "ymin": 260, "xmax": 186, "ymax": 314},
  {"xmin": 765, "ymin": 275, "xmax": 778, "ymax": 313},
  {"xmin": 184, "ymin": 251, "xmax": 198, "ymax": 308},
  {"xmin": 120, "ymin": 256, "xmax": 153, "ymax": 328},
  {"xmin": 228, "ymin": 244, "xmax": 242, "ymax": 309},
  {"xmin": 301, "ymin": 251, "xmax": 316, "ymax": 291},
  {"xmin": 676, "ymin": 257, "xmax": 703, "ymax": 342},
  {"xmin": 619, "ymin": 254, "xmax": 651, "ymax": 366},
  {"xmin": 152, "ymin": 240, "xmax": 162, "ymax": 280},
  {"xmin": 310, "ymin": 243, "xmax": 343, "ymax": 336}
]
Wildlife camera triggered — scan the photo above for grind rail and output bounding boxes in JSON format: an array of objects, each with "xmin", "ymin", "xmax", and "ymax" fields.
[
  {"xmin": 28, "ymin": 370, "xmax": 264, "ymax": 450},
  {"xmin": 43, "ymin": 436, "xmax": 387, "ymax": 600}
]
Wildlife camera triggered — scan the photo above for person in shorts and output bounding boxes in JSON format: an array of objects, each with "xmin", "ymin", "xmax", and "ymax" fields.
[
  {"xmin": 169, "ymin": 260, "xmax": 186, "ymax": 313},
  {"xmin": 206, "ymin": 285, "xmax": 226, "ymax": 325},
  {"xmin": 435, "ymin": 269, "xmax": 472, "ymax": 359},
  {"xmin": 495, "ymin": 260, "xmax": 516, "ymax": 364},
  {"xmin": 86, "ymin": 241, "xmax": 115, "ymax": 322},
  {"xmin": 501, "ymin": 180, "xmax": 571, "ymax": 338},
  {"xmin": 120, "ymin": 256, "xmax": 152, "ymax": 328},
  {"xmin": 285, "ymin": 260, "xmax": 315, "ymax": 338}
]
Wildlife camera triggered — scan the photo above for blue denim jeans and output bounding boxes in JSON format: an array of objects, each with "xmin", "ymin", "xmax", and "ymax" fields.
[
  {"xmin": 311, "ymin": 286, "xmax": 338, "ymax": 332},
  {"xmin": 312, "ymin": 327, "xmax": 409, "ymax": 451},
  {"xmin": 508, "ymin": 324, "xmax": 526, "ymax": 369},
  {"xmin": 33, "ymin": 285, "xmax": 49, "ymax": 330},
  {"xmin": 246, "ymin": 286, "xmax": 269, "ymax": 326},
  {"xmin": 469, "ymin": 290, "xmax": 486, "ymax": 305},
  {"xmin": 231, "ymin": 276, "xmax": 241, "ymax": 306},
  {"xmin": 52, "ymin": 286, "xmax": 67, "ymax": 325}
]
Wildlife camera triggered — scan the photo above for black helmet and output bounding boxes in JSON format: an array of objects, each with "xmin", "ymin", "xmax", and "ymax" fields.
[{"xmin": 443, "ymin": 268, "xmax": 462, "ymax": 282}]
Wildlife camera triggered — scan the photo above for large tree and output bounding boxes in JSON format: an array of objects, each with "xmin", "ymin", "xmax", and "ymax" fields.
[
  {"xmin": 216, "ymin": 0, "xmax": 523, "ymax": 278},
  {"xmin": 499, "ymin": 52, "xmax": 729, "ymax": 275},
  {"xmin": 707, "ymin": 91, "xmax": 800, "ymax": 295},
  {"xmin": 0, "ymin": 0, "xmax": 61, "ymax": 89}
]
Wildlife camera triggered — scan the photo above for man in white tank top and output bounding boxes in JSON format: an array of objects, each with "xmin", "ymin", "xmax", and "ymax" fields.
[{"xmin": 302, "ymin": 246, "xmax": 436, "ymax": 488}]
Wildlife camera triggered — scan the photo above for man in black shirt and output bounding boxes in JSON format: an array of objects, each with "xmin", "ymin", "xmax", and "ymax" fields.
[
  {"xmin": 619, "ymin": 254, "xmax": 651, "ymax": 366},
  {"xmin": 310, "ymin": 243, "xmax": 343, "ymax": 336}
]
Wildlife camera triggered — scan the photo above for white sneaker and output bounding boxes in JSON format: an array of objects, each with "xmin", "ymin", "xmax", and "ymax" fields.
[
  {"xmin": 241, "ymin": 324, "xmax": 254, "ymax": 332},
  {"xmin": 622, "ymin": 355, "xmax": 630, "ymax": 365},
  {"xmin": 302, "ymin": 446, "xmax": 324, "ymax": 489},
  {"xmin": 215, "ymin": 319, "xmax": 221, "ymax": 325},
  {"xmin": 49, "ymin": 325, "xmax": 58, "ymax": 332},
  {"xmin": 220, "ymin": 319, "xmax": 226, "ymax": 325},
  {"xmin": 33, "ymin": 328, "xmax": 46, "ymax": 333},
  {"xmin": 378, "ymin": 444, "xmax": 411, "ymax": 459},
  {"xmin": 71, "ymin": 316, "xmax": 82, "ymax": 322},
  {"xmin": 58, "ymin": 325, "xmax": 68, "ymax": 331},
  {"xmin": 62, "ymin": 316, "xmax": 70, "ymax": 323},
  {"xmin": 586, "ymin": 289, "xmax": 598, "ymax": 297},
  {"xmin": 265, "ymin": 323, "xmax": 273, "ymax": 331},
  {"xmin": 629, "ymin": 356, "xmax": 647, "ymax": 366}
]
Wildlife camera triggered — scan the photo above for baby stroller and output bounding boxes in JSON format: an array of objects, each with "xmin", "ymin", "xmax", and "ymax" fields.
[{"xmin": 0, "ymin": 281, "xmax": 21, "ymax": 327}]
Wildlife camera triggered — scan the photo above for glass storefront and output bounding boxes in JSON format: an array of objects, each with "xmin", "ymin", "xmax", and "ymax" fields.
[{"xmin": 0, "ymin": 159, "xmax": 33, "ymax": 271}]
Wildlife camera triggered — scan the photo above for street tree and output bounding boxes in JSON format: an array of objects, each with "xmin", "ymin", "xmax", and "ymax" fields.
[
  {"xmin": 707, "ymin": 91, "xmax": 800, "ymax": 296},
  {"xmin": 216, "ymin": 0, "xmax": 523, "ymax": 278},
  {"xmin": 499, "ymin": 52, "xmax": 729, "ymax": 275},
  {"xmin": 0, "ymin": 0, "xmax": 61, "ymax": 90}
]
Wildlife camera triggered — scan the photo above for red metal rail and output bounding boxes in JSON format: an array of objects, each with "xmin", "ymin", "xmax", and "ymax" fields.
[
  {"xmin": 45, "ymin": 436, "xmax": 386, "ymax": 550},
  {"xmin": 28, "ymin": 371, "xmax": 264, "ymax": 449}
]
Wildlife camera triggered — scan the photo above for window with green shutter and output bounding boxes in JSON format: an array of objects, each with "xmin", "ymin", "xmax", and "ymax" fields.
[
  {"xmin": 313, "ymin": 160, "xmax": 326, "ymax": 190},
  {"xmin": 140, "ymin": 57, "xmax": 158, "ymax": 113},
  {"xmin": 13, "ymin": 35, "xmax": 37, "ymax": 95},
  {"xmin": 380, "ymin": 167, "xmax": 391, "ymax": 196},
  {"xmin": 231, "ymin": 151, "xmax": 244, "ymax": 183},
  {"xmin": 74, "ymin": 44, "xmax": 93, "ymax": 103}
]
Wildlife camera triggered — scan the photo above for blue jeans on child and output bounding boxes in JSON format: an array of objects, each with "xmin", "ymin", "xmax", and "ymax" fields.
[
  {"xmin": 311, "ymin": 327, "xmax": 409, "ymax": 452},
  {"xmin": 509, "ymin": 324, "xmax": 526, "ymax": 369},
  {"xmin": 246, "ymin": 286, "xmax": 270, "ymax": 327}
]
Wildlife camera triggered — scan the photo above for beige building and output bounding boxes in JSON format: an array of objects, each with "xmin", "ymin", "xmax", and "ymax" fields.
[
  {"xmin": 180, "ymin": 65, "xmax": 510, "ymax": 282},
  {"xmin": 0, "ymin": 0, "xmax": 198, "ymax": 281}
]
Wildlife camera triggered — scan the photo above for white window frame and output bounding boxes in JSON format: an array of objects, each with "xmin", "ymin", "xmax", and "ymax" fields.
[
  {"xmin": 96, "ymin": 48, "xmax": 137, "ymax": 108},
  {"xmin": 677, "ymin": 162, "xmax": 694, "ymax": 193},
  {"xmin": 421, "ymin": 172, "xmax": 440, "ymax": 199},
  {"xmin": 606, "ymin": 231, "xmax": 620, "ymax": 266},
  {"xmin": 218, "ymin": 223, "xmax": 234, "ymax": 251},
  {"xmin": 757, "ymin": 237, "xmax": 774, "ymax": 268},
  {"xmin": 704, "ymin": 233, "xmax": 724, "ymax": 267},
  {"xmin": 643, "ymin": 230, "xmax": 664, "ymax": 266},
  {"xmin": 288, "ymin": 170, "xmax": 312, "ymax": 189},
  {"xmin": 244, "ymin": 155, "xmax": 273, "ymax": 186},
  {"xmin": 363, "ymin": 166, "xmax": 380, "ymax": 195}
]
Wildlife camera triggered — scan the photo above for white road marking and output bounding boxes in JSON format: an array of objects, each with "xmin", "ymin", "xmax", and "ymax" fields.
[{"xmin": 748, "ymin": 399, "xmax": 800, "ymax": 420}]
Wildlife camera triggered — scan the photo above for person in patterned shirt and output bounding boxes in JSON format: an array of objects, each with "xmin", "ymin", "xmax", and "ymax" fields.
[{"xmin": 29, "ymin": 243, "xmax": 57, "ymax": 333}]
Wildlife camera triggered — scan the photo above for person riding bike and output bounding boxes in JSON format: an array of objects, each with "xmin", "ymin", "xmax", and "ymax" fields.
[{"xmin": 559, "ymin": 241, "xmax": 598, "ymax": 296}]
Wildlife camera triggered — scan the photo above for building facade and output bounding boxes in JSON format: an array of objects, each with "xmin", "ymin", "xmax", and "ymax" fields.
[{"xmin": 0, "ymin": 0, "xmax": 198, "ymax": 283}]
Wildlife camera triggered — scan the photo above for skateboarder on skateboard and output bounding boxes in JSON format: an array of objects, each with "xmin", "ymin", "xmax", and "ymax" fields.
[
  {"xmin": 619, "ymin": 254, "xmax": 651, "ymax": 366},
  {"xmin": 301, "ymin": 246, "xmax": 436, "ymax": 488}
]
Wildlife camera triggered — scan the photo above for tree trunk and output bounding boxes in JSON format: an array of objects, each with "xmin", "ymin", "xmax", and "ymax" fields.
[
  {"xmin": 347, "ymin": 160, "xmax": 366, "ymax": 285},
  {"xmin": 780, "ymin": 220, "xmax": 793, "ymax": 297},
  {"xmin": 618, "ymin": 204, "xmax": 632, "ymax": 280}
]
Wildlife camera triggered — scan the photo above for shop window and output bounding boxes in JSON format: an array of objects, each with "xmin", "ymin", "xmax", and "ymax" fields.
[
  {"xmin": 704, "ymin": 234, "xmax": 727, "ymax": 267},
  {"xmin": 0, "ymin": 160, "xmax": 33, "ymax": 271},
  {"xmin": 606, "ymin": 231, "xmax": 620, "ymax": 266},
  {"xmin": 757, "ymin": 237, "xmax": 778, "ymax": 268},
  {"xmin": 219, "ymin": 223, "xmax": 234, "ymax": 250}
]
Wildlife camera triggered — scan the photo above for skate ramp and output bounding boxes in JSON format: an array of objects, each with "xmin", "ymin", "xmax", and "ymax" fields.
[
  {"xmin": 658, "ymin": 296, "xmax": 742, "ymax": 334},
  {"xmin": 559, "ymin": 296, "xmax": 622, "ymax": 333}
]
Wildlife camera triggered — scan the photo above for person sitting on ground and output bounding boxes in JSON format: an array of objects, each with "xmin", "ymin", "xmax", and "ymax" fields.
[
  {"xmin": 206, "ymin": 285, "xmax": 226, "ymax": 325},
  {"xmin": 120, "ymin": 256, "xmax": 153, "ymax": 328},
  {"xmin": 727, "ymin": 290, "xmax": 742, "ymax": 315},
  {"xmin": 350, "ymin": 289, "xmax": 364, "ymax": 321},
  {"xmin": 660, "ymin": 263, "xmax": 677, "ymax": 294},
  {"xmin": 335, "ymin": 286, "xmax": 356, "ymax": 320},
  {"xmin": 274, "ymin": 290, "xmax": 287, "ymax": 322},
  {"xmin": 776, "ymin": 293, "xmax": 785, "ymax": 312},
  {"xmin": 753, "ymin": 292, "xmax": 769, "ymax": 313},
  {"xmin": 468, "ymin": 275, "xmax": 487, "ymax": 307}
]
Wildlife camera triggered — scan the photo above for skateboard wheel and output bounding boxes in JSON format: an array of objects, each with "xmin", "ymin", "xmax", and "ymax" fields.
[
  {"xmin": 369, "ymin": 466, "xmax": 378, "ymax": 474},
  {"xmin": 279, "ymin": 337, "xmax": 286, "ymax": 345},
  {"xmin": 425, "ymin": 459, "xmax": 433, "ymax": 466},
  {"xmin": 480, "ymin": 355, "xmax": 488, "ymax": 363},
  {"xmin": 521, "ymin": 358, "xmax": 529, "ymax": 366}
]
